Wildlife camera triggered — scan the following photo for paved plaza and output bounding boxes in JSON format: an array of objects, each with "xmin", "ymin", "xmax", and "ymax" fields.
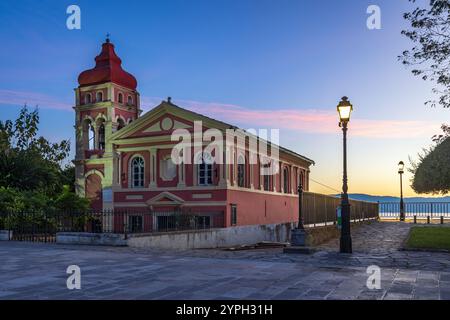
[{"xmin": 1, "ymin": 222, "xmax": 450, "ymax": 300}]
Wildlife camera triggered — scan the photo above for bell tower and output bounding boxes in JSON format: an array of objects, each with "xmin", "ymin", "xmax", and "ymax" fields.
[{"xmin": 73, "ymin": 37, "xmax": 140, "ymax": 210}]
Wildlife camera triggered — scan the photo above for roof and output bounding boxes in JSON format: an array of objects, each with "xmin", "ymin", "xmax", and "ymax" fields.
[
  {"xmin": 78, "ymin": 40, "xmax": 137, "ymax": 90},
  {"xmin": 111, "ymin": 100, "xmax": 315, "ymax": 166},
  {"xmin": 165, "ymin": 102, "xmax": 316, "ymax": 165}
]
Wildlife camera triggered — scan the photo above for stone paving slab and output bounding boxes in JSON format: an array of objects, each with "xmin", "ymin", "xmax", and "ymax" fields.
[{"xmin": 0, "ymin": 222, "xmax": 449, "ymax": 300}]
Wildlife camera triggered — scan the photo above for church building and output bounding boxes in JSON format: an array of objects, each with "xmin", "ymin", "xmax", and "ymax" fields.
[{"xmin": 74, "ymin": 39, "xmax": 314, "ymax": 229}]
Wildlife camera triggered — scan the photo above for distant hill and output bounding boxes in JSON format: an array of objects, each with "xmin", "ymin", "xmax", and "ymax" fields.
[{"xmin": 330, "ymin": 193, "xmax": 450, "ymax": 203}]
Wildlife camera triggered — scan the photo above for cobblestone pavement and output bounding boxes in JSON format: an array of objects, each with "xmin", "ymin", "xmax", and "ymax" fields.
[{"xmin": 1, "ymin": 221, "xmax": 450, "ymax": 300}]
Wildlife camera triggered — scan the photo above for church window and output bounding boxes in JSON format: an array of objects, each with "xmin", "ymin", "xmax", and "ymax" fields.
[
  {"xmin": 130, "ymin": 156, "xmax": 145, "ymax": 188},
  {"xmin": 85, "ymin": 93, "xmax": 92, "ymax": 104},
  {"xmin": 284, "ymin": 167, "xmax": 289, "ymax": 193},
  {"xmin": 98, "ymin": 123, "xmax": 105, "ymax": 150},
  {"xmin": 96, "ymin": 91, "xmax": 103, "ymax": 102},
  {"xmin": 237, "ymin": 154, "xmax": 246, "ymax": 188},
  {"xmin": 197, "ymin": 152, "xmax": 213, "ymax": 186}
]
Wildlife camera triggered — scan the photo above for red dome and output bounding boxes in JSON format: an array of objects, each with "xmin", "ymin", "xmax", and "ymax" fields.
[{"xmin": 78, "ymin": 40, "xmax": 137, "ymax": 90}]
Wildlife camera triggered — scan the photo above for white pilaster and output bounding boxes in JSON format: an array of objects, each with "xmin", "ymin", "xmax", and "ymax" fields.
[
  {"xmin": 177, "ymin": 162, "xmax": 186, "ymax": 187},
  {"xmin": 149, "ymin": 148, "xmax": 157, "ymax": 188},
  {"xmin": 249, "ymin": 152, "xmax": 254, "ymax": 189}
]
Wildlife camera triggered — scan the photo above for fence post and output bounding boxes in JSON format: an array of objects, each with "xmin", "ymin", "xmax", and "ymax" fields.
[
  {"xmin": 8, "ymin": 212, "xmax": 11, "ymax": 240},
  {"xmin": 313, "ymin": 194, "xmax": 316, "ymax": 227},
  {"xmin": 441, "ymin": 216, "xmax": 444, "ymax": 225},
  {"xmin": 414, "ymin": 215, "xmax": 417, "ymax": 224},
  {"xmin": 123, "ymin": 212, "xmax": 128, "ymax": 240},
  {"xmin": 44, "ymin": 212, "xmax": 47, "ymax": 243},
  {"xmin": 427, "ymin": 216, "xmax": 430, "ymax": 224}
]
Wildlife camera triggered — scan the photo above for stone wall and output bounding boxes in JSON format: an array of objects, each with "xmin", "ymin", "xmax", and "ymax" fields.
[
  {"xmin": 52, "ymin": 221, "xmax": 375, "ymax": 249},
  {"xmin": 126, "ymin": 222, "xmax": 296, "ymax": 249},
  {"xmin": 56, "ymin": 232, "xmax": 127, "ymax": 246},
  {"xmin": 0, "ymin": 230, "xmax": 12, "ymax": 241}
]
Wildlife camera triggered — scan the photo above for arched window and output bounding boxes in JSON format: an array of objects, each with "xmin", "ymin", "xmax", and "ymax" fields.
[
  {"xmin": 197, "ymin": 152, "xmax": 213, "ymax": 186},
  {"xmin": 96, "ymin": 91, "xmax": 103, "ymax": 102},
  {"xmin": 83, "ymin": 119, "xmax": 95, "ymax": 150},
  {"xmin": 117, "ymin": 118, "xmax": 125, "ymax": 131},
  {"xmin": 127, "ymin": 95, "xmax": 133, "ymax": 105},
  {"xmin": 283, "ymin": 167, "xmax": 289, "ymax": 193},
  {"xmin": 118, "ymin": 93, "xmax": 123, "ymax": 104},
  {"xmin": 262, "ymin": 162, "xmax": 271, "ymax": 191},
  {"xmin": 130, "ymin": 156, "xmax": 145, "ymax": 188},
  {"xmin": 98, "ymin": 123, "xmax": 105, "ymax": 150},
  {"xmin": 237, "ymin": 154, "xmax": 245, "ymax": 188},
  {"xmin": 85, "ymin": 93, "xmax": 92, "ymax": 104}
]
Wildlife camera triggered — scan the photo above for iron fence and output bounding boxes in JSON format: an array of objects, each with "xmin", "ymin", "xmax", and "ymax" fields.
[
  {"xmin": 302, "ymin": 192, "xmax": 379, "ymax": 227},
  {"xmin": 0, "ymin": 210, "xmax": 225, "ymax": 242},
  {"xmin": 379, "ymin": 202, "xmax": 450, "ymax": 220}
]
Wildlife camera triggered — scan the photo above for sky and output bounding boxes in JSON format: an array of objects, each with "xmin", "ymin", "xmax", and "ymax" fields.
[{"xmin": 0, "ymin": 0, "xmax": 448, "ymax": 197}]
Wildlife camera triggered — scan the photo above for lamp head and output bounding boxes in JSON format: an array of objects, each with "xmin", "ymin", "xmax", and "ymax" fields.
[
  {"xmin": 398, "ymin": 161, "xmax": 405, "ymax": 174},
  {"xmin": 337, "ymin": 96, "xmax": 353, "ymax": 123}
]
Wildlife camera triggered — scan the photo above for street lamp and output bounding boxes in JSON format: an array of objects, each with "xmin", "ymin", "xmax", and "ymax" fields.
[
  {"xmin": 297, "ymin": 184, "xmax": 304, "ymax": 230},
  {"xmin": 398, "ymin": 161, "xmax": 405, "ymax": 222},
  {"xmin": 337, "ymin": 96, "xmax": 353, "ymax": 254}
]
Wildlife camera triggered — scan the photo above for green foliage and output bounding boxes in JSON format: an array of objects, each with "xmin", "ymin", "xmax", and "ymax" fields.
[
  {"xmin": 61, "ymin": 165, "xmax": 76, "ymax": 192},
  {"xmin": 0, "ymin": 185, "xmax": 89, "ymax": 213},
  {"xmin": 0, "ymin": 106, "xmax": 88, "ymax": 214},
  {"xmin": 0, "ymin": 106, "xmax": 70, "ymax": 196},
  {"xmin": 52, "ymin": 185, "xmax": 90, "ymax": 212},
  {"xmin": 0, "ymin": 212, "xmax": 58, "ymax": 232},
  {"xmin": 410, "ymin": 137, "xmax": 450, "ymax": 195},
  {"xmin": 400, "ymin": 0, "xmax": 450, "ymax": 108},
  {"xmin": 0, "ymin": 187, "xmax": 50, "ymax": 212},
  {"xmin": 432, "ymin": 124, "xmax": 450, "ymax": 143}
]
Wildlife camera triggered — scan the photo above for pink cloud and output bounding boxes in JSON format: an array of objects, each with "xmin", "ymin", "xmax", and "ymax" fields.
[
  {"xmin": 141, "ymin": 97, "xmax": 439, "ymax": 139},
  {"xmin": 1, "ymin": 90, "xmax": 436, "ymax": 139},
  {"xmin": 0, "ymin": 89, "xmax": 72, "ymax": 110}
]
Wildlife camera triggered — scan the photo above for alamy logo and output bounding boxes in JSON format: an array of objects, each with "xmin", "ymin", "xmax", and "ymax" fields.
[
  {"xmin": 366, "ymin": 5, "xmax": 381, "ymax": 30},
  {"xmin": 66, "ymin": 265, "xmax": 81, "ymax": 290},
  {"xmin": 171, "ymin": 121, "xmax": 280, "ymax": 175},
  {"xmin": 366, "ymin": 265, "xmax": 381, "ymax": 290},
  {"xmin": 66, "ymin": 5, "xmax": 81, "ymax": 30}
]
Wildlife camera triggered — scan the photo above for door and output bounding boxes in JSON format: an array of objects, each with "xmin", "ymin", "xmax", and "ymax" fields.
[{"xmin": 85, "ymin": 173, "xmax": 103, "ymax": 211}]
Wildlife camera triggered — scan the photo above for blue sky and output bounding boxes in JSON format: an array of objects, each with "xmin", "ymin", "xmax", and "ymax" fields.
[{"xmin": 0, "ymin": 0, "xmax": 448, "ymax": 196}]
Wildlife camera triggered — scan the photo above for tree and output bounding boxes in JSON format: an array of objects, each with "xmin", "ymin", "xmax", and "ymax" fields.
[
  {"xmin": 61, "ymin": 165, "xmax": 76, "ymax": 192},
  {"xmin": 432, "ymin": 124, "xmax": 450, "ymax": 143},
  {"xmin": 401, "ymin": 1, "xmax": 450, "ymax": 184},
  {"xmin": 0, "ymin": 106, "xmax": 70, "ymax": 195},
  {"xmin": 400, "ymin": 0, "xmax": 450, "ymax": 109},
  {"xmin": 0, "ymin": 106, "xmax": 90, "ymax": 213},
  {"xmin": 410, "ymin": 133, "xmax": 450, "ymax": 195},
  {"xmin": 52, "ymin": 185, "xmax": 89, "ymax": 212}
]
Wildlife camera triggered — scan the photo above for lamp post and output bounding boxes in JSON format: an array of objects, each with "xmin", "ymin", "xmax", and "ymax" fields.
[
  {"xmin": 297, "ymin": 184, "xmax": 304, "ymax": 230},
  {"xmin": 284, "ymin": 182, "xmax": 313, "ymax": 253},
  {"xmin": 337, "ymin": 96, "xmax": 353, "ymax": 254},
  {"xmin": 398, "ymin": 161, "xmax": 405, "ymax": 222}
]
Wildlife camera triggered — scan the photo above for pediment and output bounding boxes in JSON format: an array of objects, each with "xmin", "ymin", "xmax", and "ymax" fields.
[
  {"xmin": 135, "ymin": 116, "xmax": 193, "ymax": 136},
  {"xmin": 110, "ymin": 101, "xmax": 231, "ymax": 142},
  {"xmin": 146, "ymin": 192, "xmax": 185, "ymax": 206}
]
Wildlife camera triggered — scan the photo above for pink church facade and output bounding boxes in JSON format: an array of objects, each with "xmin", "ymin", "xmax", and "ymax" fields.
[{"xmin": 74, "ymin": 39, "xmax": 314, "ymax": 229}]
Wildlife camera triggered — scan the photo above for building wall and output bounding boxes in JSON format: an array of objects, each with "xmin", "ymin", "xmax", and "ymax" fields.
[{"xmin": 226, "ymin": 188, "xmax": 298, "ymax": 226}]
